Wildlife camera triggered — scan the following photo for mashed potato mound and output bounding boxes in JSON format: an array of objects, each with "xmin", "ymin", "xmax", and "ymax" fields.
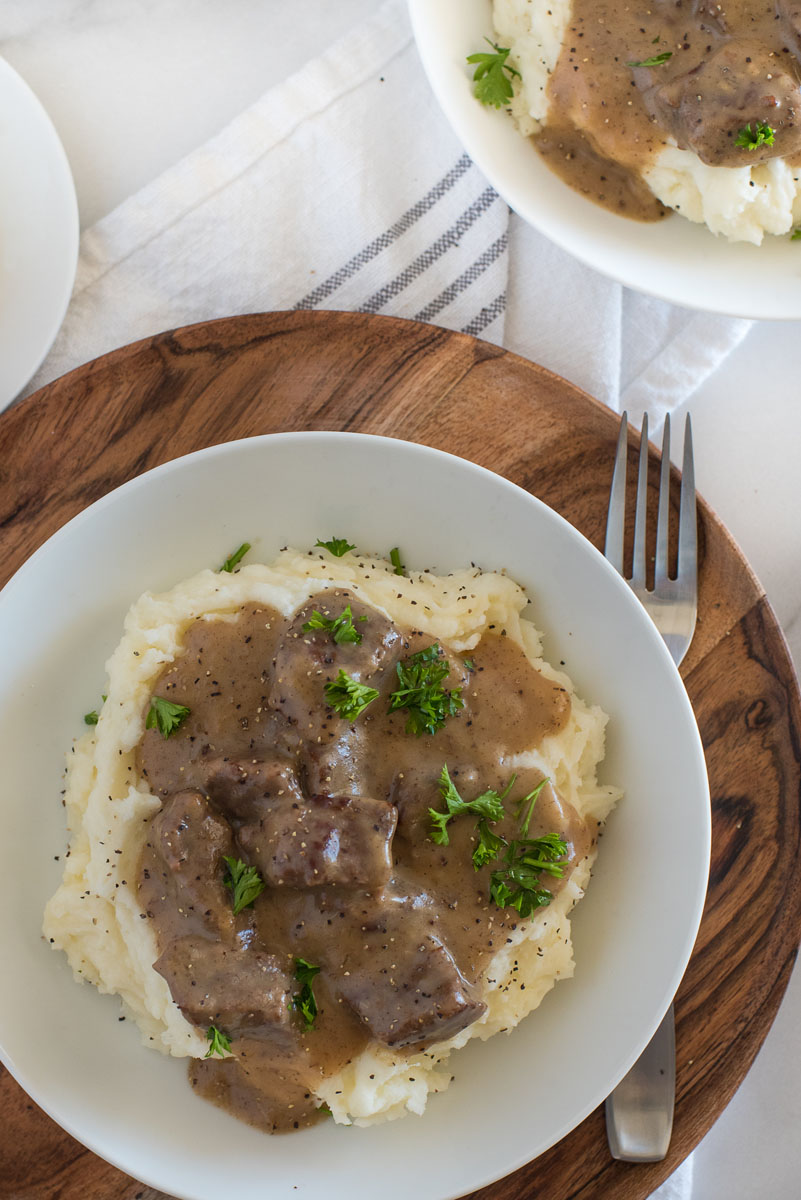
[{"xmin": 44, "ymin": 548, "xmax": 619, "ymax": 1126}]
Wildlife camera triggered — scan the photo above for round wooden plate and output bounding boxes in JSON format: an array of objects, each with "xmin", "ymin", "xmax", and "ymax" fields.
[{"xmin": 1, "ymin": 311, "xmax": 800, "ymax": 1200}]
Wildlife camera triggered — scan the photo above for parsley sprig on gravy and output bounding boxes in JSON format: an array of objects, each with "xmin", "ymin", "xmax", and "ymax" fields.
[{"xmin": 429, "ymin": 768, "xmax": 567, "ymax": 916}]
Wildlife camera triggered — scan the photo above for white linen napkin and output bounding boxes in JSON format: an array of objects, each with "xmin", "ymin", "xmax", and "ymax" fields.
[{"xmin": 19, "ymin": 3, "xmax": 727, "ymax": 1193}]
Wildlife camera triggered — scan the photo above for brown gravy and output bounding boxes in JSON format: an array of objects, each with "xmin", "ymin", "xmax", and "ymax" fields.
[
  {"xmin": 135, "ymin": 591, "xmax": 591, "ymax": 1133},
  {"xmin": 534, "ymin": 0, "xmax": 801, "ymax": 219}
]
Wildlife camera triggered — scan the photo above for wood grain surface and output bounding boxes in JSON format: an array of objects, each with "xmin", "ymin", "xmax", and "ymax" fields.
[{"xmin": 1, "ymin": 311, "xmax": 799, "ymax": 1200}]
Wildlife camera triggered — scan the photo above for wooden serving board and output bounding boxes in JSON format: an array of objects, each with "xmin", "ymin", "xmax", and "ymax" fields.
[{"xmin": 1, "ymin": 311, "xmax": 800, "ymax": 1200}]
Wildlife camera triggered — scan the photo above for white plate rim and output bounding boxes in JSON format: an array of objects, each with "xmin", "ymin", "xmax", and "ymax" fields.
[{"xmin": 0, "ymin": 55, "xmax": 79, "ymax": 406}]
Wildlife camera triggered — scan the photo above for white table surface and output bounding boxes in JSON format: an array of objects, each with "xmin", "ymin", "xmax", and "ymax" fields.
[{"xmin": 2, "ymin": 3, "xmax": 799, "ymax": 1198}]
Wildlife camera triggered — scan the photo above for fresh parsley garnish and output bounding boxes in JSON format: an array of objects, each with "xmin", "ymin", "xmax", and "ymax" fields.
[
  {"xmin": 489, "ymin": 778, "xmax": 567, "ymax": 915},
  {"xmin": 735, "ymin": 121, "xmax": 775, "ymax": 150},
  {"xmin": 462, "ymin": 657, "xmax": 475, "ymax": 672},
  {"xmin": 389, "ymin": 546, "xmax": 405, "ymax": 576},
  {"xmin": 205, "ymin": 1025, "xmax": 231, "ymax": 1058},
  {"xmin": 324, "ymin": 670, "xmax": 379, "ymax": 721},
  {"xmin": 223, "ymin": 856, "xmax": 266, "ymax": 915},
  {"xmin": 389, "ymin": 644, "xmax": 464, "ymax": 735},
  {"xmin": 291, "ymin": 958, "xmax": 321, "ymax": 1031},
  {"xmin": 626, "ymin": 51, "xmax": 672, "ymax": 67},
  {"xmin": 489, "ymin": 831, "xmax": 568, "ymax": 917},
  {"xmin": 83, "ymin": 693, "xmax": 107, "ymax": 725},
  {"xmin": 466, "ymin": 38, "xmax": 521, "ymax": 108},
  {"xmin": 429, "ymin": 765, "xmax": 511, "ymax": 846},
  {"xmin": 792, "ymin": 227, "xmax": 801, "ymax": 241},
  {"xmin": 316, "ymin": 537, "xmax": 356, "ymax": 557},
  {"xmin": 145, "ymin": 695, "xmax": 190, "ymax": 738},
  {"xmin": 220, "ymin": 542, "xmax": 251, "ymax": 572},
  {"xmin": 429, "ymin": 769, "xmax": 566, "ymax": 914},
  {"xmin": 472, "ymin": 816, "xmax": 508, "ymax": 869},
  {"xmin": 302, "ymin": 604, "xmax": 365, "ymax": 645}
]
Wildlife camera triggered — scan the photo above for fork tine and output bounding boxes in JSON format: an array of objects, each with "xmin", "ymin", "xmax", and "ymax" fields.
[
  {"xmin": 631, "ymin": 414, "xmax": 649, "ymax": 587},
  {"xmin": 604, "ymin": 412, "xmax": 628, "ymax": 573},
  {"xmin": 678, "ymin": 414, "xmax": 697, "ymax": 592},
  {"xmin": 654, "ymin": 414, "xmax": 672, "ymax": 586}
]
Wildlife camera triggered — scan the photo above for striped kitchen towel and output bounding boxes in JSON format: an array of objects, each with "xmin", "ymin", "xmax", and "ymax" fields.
[{"xmin": 24, "ymin": 0, "xmax": 748, "ymax": 436}]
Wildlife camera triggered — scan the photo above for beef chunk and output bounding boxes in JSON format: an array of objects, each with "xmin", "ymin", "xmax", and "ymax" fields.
[
  {"xmin": 268, "ymin": 591, "xmax": 400, "ymax": 738},
  {"xmin": 203, "ymin": 756, "xmax": 304, "ymax": 822},
  {"xmin": 154, "ymin": 936, "xmax": 291, "ymax": 1034},
  {"xmin": 293, "ymin": 882, "xmax": 485, "ymax": 1047},
  {"xmin": 335, "ymin": 932, "xmax": 484, "ymax": 1048},
  {"xmin": 302, "ymin": 728, "xmax": 366, "ymax": 798},
  {"xmin": 240, "ymin": 793, "xmax": 397, "ymax": 888},
  {"xmin": 139, "ymin": 790, "xmax": 237, "ymax": 940},
  {"xmin": 640, "ymin": 42, "xmax": 801, "ymax": 167}
]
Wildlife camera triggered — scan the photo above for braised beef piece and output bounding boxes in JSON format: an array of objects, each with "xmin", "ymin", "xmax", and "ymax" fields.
[
  {"xmin": 268, "ymin": 591, "xmax": 400, "ymax": 739},
  {"xmin": 153, "ymin": 936, "xmax": 292, "ymax": 1034},
  {"xmin": 286, "ymin": 882, "xmax": 485, "ymax": 1048},
  {"xmin": 238, "ymin": 792, "xmax": 397, "ymax": 888},
  {"xmin": 302, "ymin": 728, "xmax": 367, "ymax": 798},
  {"xmin": 639, "ymin": 42, "xmax": 801, "ymax": 167},
  {"xmin": 204, "ymin": 756, "xmax": 304, "ymax": 822},
  {"xmin": 335, "ymin": 933, "xmax": 484, "ymax": 1047},
  {"xmin": 203, "ymin": 754, "xmax": 397, "ymax": 887},
  {"xmin": 139, "ymin": 789, "xmax": 237, "ymax": 940}
]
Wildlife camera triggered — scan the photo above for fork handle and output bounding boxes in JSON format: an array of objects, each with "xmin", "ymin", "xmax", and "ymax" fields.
[{"xmin": 605, "ymin": 1004, "xmax": 676, "ymax": 1161}]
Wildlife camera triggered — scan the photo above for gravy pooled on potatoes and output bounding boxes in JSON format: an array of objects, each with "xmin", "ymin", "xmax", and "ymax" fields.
[{"xmin": 136, "ymin": 591, "xmax": 589, "ymax": 1133}]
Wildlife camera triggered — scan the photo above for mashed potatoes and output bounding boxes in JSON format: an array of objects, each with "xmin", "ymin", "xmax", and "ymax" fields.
[
  {"xmin": 44, "ymin": 547, "xmax": 619, "ymax": 1127},
  {"xmin": 494, "ymin": 0, "xmax": 801, "ymax": 244}
]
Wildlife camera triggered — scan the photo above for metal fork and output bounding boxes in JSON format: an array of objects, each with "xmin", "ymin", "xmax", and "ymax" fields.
[{"xmin": 603, "ymin": 410, "xmax": 698, "ymax": 1162}]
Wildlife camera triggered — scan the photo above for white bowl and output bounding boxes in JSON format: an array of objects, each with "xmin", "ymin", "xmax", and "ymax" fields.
[
  {"xmin": 409, "ymin": 0, "xmax": 801, "ymax": 319},
  {"xmin": 0, "ymin": 432, "xmax": 710, "ymax": 1200}
]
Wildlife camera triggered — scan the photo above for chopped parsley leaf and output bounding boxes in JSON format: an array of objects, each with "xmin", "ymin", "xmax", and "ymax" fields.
[
  {"xmin": 428, "ymin": 765, "xmax": 511, "ymax": 846},
  {"xmin": 316, "ymin": 537, "xmax": 356, "ymax": 557},
  {"xmin": 489, "ymin": 830, "xmax": 568, "ymax": 918},
  {"xmin": 302, "ymin": 604, "xmax": 364, "ymax": 645},
  {"xmin": 205, "ymin": 1026, "xmax": 231, "ymax": 1058},
  {"xmin": 145, "ymin": 695, "xmax": 190, "ymax": 738},
  {"xmin": 324, "ymin": 670, "xmax": 379, "ymax": 721},
  {"xmin": 83, "ymin": 694, "xmax": 107, "ymax": 725},
  {"xmin": 220, "ymin": 542, "xmax": 251, "ymax": 572},
  {"xmin": 735, "ymin": 121, "xmax": 775, "ymax": 151},
  {"xmin": 472, "ymin": 816, "xmax": 507, "ymax": 869},
  {"xmin": 223, "ymin": 856, "xmax": 266, "ymax": 915},
  {"xmin": 626, "ymin": 51, "xmax": 672, "ymax": 67},
  {"xmin": 791, "ymin": 227, "xmax": 801, "ymax": 241},
  {"xmin": 389, "ymin": 546, "xmax": 406, "ymax": 576},
  {"xmin": 291, "ymin": 958, "xmax": 321, "ymax": 1031},
  {"xmin": 466, "ymin": 39, "xmax": 521, "ymax": 108},
  {"xmin": 389, "ymin": 644, "xmax": 464, "ymax": 736}
]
